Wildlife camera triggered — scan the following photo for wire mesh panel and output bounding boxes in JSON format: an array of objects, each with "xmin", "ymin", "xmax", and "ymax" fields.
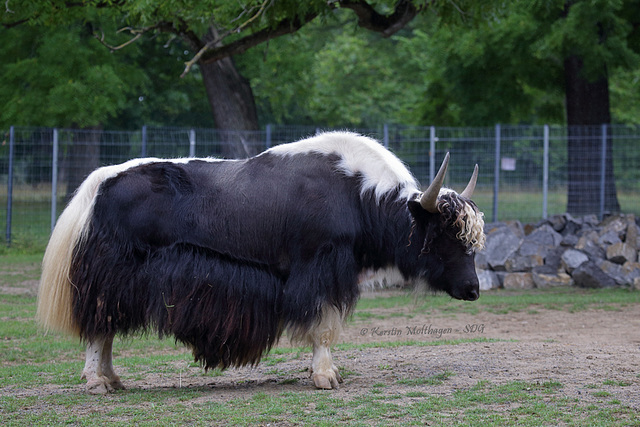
[
  {"xmin": 199, "ymin": 128, "xmax": 267, "ymax": 159},
  {"xmin": 498, "ymin": 125, "xmax": 547, "ymax": 223},
  {"xmin": 611, "ymin": 125, "xmax": 640, "ymax": 215},
  {"xmin": 432, "ymin": 127, "xmax": 496, "ymax": 221},
  {"xmin": 1, "ymin": 127, "xmax": 55, "ymax": 249},
  {"xmin": 546, "ymin": 125, "xmax": 569, "ymax": 218},
  {"xmin": 2, "ymin": 124, "xmax": 640, "ymax": 250}
]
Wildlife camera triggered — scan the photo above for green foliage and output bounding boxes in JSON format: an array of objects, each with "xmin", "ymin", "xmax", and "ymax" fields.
[
  {"xmin": 611, "ymin": 68, "xmax": 640, "ymax": 123},
  {"xmin": 0, "ymin": 4, "xmax": 211, "ymax": 129},
  {"xmin": 409, "ymin": 0, "xmax": 639, "ymax": 125},
  {"xmin": 238, "ymin": 11, "xmax": 436, "ymax": 127},
  {"xmin": 2, "ymin": 0, "xmax": 639, "ymax": 130},
  {"xmin": 0, "ymin": 22, "xmax": 136, "ymax": 128}
]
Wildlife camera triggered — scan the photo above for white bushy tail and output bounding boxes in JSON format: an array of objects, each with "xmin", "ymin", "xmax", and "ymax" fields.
[{"xmin": 36, "ymin": 158, "xmax": 159, "ymax": 335}]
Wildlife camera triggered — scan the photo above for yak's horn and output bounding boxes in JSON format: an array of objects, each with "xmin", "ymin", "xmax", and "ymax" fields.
[
  {"xmin": 420, "ymin": 152, "xmax": 450, "ymax": 213},
  {"xmin": 460, "ymin": 164, "xmax": 478, "ymax": 199}
]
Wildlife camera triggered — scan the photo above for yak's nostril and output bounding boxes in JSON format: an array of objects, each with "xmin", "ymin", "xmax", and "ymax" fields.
[{"xmin": 467, "ymin": 289, "xmax": 479, "ymax": 301}]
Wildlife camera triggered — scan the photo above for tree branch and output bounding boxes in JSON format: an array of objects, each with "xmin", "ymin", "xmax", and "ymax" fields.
[
  {"xmin": 181, "ymin": 0, "xmax": 273, "ymax": 76},
  {"xmin": 196, "ymin": 9, "xmax": 318, "ymax": 67},
  {"xmin": 338, "ymin": 0, "xmax": 422, "ymax": 37},
  {"xmin": 93, "ymin": 25, "xmax": 159, "ymax": 52}
]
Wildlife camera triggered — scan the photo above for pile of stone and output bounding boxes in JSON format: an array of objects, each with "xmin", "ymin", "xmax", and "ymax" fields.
[{"xmin": 477, "ymin": 213, "xmax": 640, "ymax": 290}]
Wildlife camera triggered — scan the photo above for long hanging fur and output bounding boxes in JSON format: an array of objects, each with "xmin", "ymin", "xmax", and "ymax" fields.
[{"xmin": 36, "ymin": 158, "xmax": 161, "ymax": 335}]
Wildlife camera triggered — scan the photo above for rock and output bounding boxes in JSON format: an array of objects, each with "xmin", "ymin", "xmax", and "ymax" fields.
[
  {"xmin": 494, "ymin": 271, "xmax": 507, "ymax": 288},
  {"xmin": 503, "ymin": 273, "xmax": 535, "ymax": 289},
  {"xmin": 477, "ymin": 269, "xmax": 500, "ymax": 290},
  {"xmin": 531, "ymin": 266, "xmax": 573, "ymax": 288},
  {"xmin": 599, "ymin": 215, "xmax": 627, "ymax": 238},
  {"xmin": 583, "ymin": 214, "xmax": 600, "ymax": 228},
  {"xmin": 547, "ymin": 214, "xmax": 567, "ymax": 233},
  {"xmin": 505, "ymin": 239, "xmax": 546, "ymax": 272},
  {"xmin": 599, "ymin": 230, "xmax": 622, "ymax": 248},
  {"xmin": 526, "ymin": 224, "xmax": 563, "ymax": 248},
  {"xmin": 606, "ymin": 242, "xmax": 637, "ymax": 264},
  {"xmin": 503, "ymin": 225, "xmax": 562, "ymax": 273},
  {"xmin": 561, "ymin": 234, "xmax": 579, "ymax": 247},
  {"xmin": 622, "ymin": 261, "xmax": 640, "ymax": 283},
  {"xmin": 575, "ymin": 231, "xmax": 606, "ymax": 260},
  {"xmin": 598, "ymin": 260, "xmax": 627, "ymax": 286},
  {"xmin": 474, "ymin": 250, "xmax": 489, "ymax": 270},
  {"xmin": 482, "ymin": 226, "xmax": 522, "ymax": 271},
  {"xmin": 476, "ymin": 215, "xmax": 640, "ymax": 291},
  {"xmin": 633, "ymin": 277, "xmax": 640, "ymax": 291},
  {"xmin": 505, "ymin": 220, "xmax": 525, "ymax": 238},
  {"xmin": 597, "ymin": 260, "xmax": 640, "ymax": 286},
  {"xmin": 562, "ymin": 214, "xmax": 584, "ymax": 236},
  {"xmin": 505, "ymin": 254, "xmax": 543, "ymax": 272},
  {"xmin": 561, "ymin": 249, "xmax": 589, "ymax": 273},
  {"xmin": 523, "ymin": 222, "xmax": 537, "ymax": 236},
  {"xmin": 543, "ymin": 246, "xmax": 568, "ymax": 272},
  {"xmin": 625, "ymin": 215, "xmax": 638, "ymax": 250},
  {"xmin": 572, "ymin": 261, "xmax": 617, "ymax": 288}
]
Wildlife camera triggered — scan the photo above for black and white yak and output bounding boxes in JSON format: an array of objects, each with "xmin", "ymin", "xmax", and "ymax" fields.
[{"xmin": 36, "ymin": 131, "xmax": 485, "ymax": 394}]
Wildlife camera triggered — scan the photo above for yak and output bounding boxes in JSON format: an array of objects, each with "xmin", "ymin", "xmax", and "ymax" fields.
[{"xmin": 36, "ymin": 131, "xmax": 485, "ymax": 394}]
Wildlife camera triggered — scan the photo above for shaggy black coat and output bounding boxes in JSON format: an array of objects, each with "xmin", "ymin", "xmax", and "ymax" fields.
[{"xmin": 70, "ymin": 153, "xmax": 476, "ymax": 369}]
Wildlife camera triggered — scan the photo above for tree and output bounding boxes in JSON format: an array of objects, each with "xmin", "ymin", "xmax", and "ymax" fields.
[
  {"xmin": 555, "ymin": 0, "xmax": 639, "ymax": 215},
  {"xmin": 0, "ymin": 11, "xmax": 214, "ymax": 194},
  {"xmin": 0, "ymin": 18, "xmax": 144, "ymax": 197},
  {"xmin": 387, "ymin": 1, "xmax": 639, "ymax": 215},
  {"xmin": 237, "ymin": 12, "xmax": 429, "ymax": 128},
  {"xmin": 1, "ymin": 0, "xmax": 448, "ymax": 156}
]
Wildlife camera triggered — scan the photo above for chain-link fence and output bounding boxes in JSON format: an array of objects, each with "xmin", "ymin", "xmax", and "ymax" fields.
[{"xmin": 2, "ymin": 124, "xmax": 639, "ymax": 249}]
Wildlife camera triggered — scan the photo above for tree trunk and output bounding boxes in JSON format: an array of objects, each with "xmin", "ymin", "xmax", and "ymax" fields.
[
  {"xmin": 199, "ymin": 55, "xmax": 261, "ymax": 159},
  {"xmin": 564, "ymin": 55, "xmax": 620, "ymax": 216}
]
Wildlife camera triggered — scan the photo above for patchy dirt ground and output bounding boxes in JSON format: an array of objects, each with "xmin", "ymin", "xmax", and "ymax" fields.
[
  {"xmin": 162, "ymin": 302, "xmax": 640, "ymax": 409},
  {"xmin": 3, "ymin": 284, "xmax": 639, "ymax": 414}
]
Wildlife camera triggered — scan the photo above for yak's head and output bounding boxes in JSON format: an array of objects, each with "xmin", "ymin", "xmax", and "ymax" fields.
[{"xmin": 407, "ymin": 153, "xmax": 485, "ymax": 301}]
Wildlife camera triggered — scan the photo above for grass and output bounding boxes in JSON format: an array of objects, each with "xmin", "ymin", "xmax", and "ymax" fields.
[
  {"xmin": 354, "ymin": 286, "xmax": 640, "ymax": 317},
  {"xmin": 1, "ymin": 378, "xmax": 636, "ymax": 426},
  {"xmin": 1, "ymin": 253, "xmax": 638, "ymax": 425}
]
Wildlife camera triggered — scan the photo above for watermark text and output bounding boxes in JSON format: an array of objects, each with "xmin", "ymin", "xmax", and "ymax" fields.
[{"xmin": 359, "ymin": 323, "xmax": 485, "ymax": 339}]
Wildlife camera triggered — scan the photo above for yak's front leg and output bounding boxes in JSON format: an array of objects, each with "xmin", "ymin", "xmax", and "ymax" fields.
[
  {"xmin": 81, "ymin": 334, "xmax": 125, "ymax": 394},
  {"xmin": 308, "ymin": 307, "xmax": 343, "ymax": 389}
]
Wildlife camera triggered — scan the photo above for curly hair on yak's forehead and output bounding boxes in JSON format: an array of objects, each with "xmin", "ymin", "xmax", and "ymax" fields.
[{"xmin": 436, "ymin": 189, "xmax": 486, "ymax": 253}]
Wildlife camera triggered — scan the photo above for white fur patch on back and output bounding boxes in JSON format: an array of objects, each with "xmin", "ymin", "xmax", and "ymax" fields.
[{"xmin": 266, "ymin": 131, "xmax": 419, "ymax": 201}]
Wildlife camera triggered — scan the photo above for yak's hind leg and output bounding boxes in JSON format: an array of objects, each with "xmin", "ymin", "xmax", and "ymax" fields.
[
  {"xmin": 81, "ymin": 334, "xmax": 124, "ymax": 394},
  {"xmin": 304, "ymin": 306, "xmax": 344, "ymax": 389}
]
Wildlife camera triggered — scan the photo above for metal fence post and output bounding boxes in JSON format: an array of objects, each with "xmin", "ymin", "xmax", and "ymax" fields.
[
  {"xmin": 600, "ymin": 124, "xmax": 607, "ymax": 220},
  {"xmin": 429, "ymin": 126, "xmax": 436, "ymax": 182},
  {"xmin": 383, "ymin": 124, "xmax": 389, "ymax": 149},
  {"xmin": 493, "ymin": 124, "xmax": 501, "ymax": 223},
  {"xmin": 542, "ymin": 124, "xmax": 549, "ymax": 219},
  {"xmin": 51, "ymin": 128, "xmax": 59, "ymax": 232},
  {"xmin": 5, "ymin": 126, "xmax": 14, "ymax": 246},
  {"xmin": 141, "ymin": 125, "xmax": 147, "ymax": 157},
  {"xmin": 189, "ymin": 129, "xmax": 196, "ymax": 157}
]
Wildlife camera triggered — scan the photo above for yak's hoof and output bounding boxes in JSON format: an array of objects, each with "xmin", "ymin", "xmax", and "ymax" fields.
[
  {"xmin": 312, "ymin": 368, "xmax": 343, "ymax": 390},
  {"xmin": 86, "ymin": 376, "xmax": 125, "ymax": 395}
]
